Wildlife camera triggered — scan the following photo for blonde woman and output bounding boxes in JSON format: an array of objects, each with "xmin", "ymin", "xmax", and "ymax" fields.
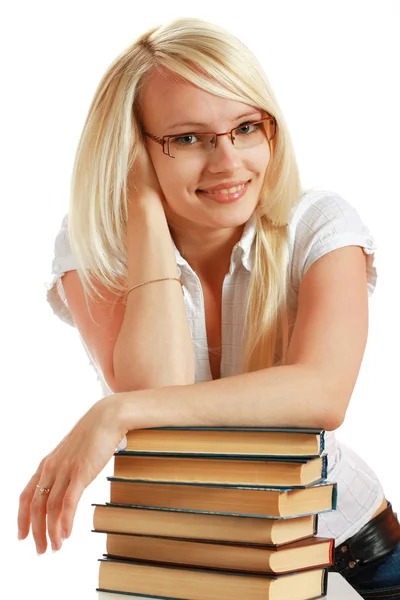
[{"xmin": 18, "ymin": 17, "xmax": 400, "ymax": 598}]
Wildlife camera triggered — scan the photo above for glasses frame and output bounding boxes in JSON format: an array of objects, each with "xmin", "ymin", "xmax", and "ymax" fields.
[{"xmin": 143, "ymin": 115, "xmax": 277, "ymax": 159}]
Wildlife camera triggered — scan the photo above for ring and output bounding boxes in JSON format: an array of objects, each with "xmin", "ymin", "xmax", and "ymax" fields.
[{"xmin": 36, "ymin": 484, "xmax": 51, "ymax": 495}]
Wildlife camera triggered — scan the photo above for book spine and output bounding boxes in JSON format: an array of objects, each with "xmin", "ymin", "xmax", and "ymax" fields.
[
  {"xmin": 313, "ymin": 514, "xmax": 318, "ymax": 535},
  {"xmin": 319, "ymin": 431, "xmax": 325, "ymax": 454},
  {"xmin": 331, "ymin": 483, "xmax": 338, "ymax": 510},
  {"xmin": 321, "ymin": 454, "xmax": 328, "ymax": 478},
  {"xmin": 96, "ymin": 590, "xmax": 177, "ymax": 599},
  {"xmin": 115, "ymin": 452, "xmax": 313, "ymax": 463}
]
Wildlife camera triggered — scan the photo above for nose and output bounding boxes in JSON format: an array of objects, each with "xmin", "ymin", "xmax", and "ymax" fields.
[{"xmin": 206, "ymin": 133, "xmax": 241, "ymax": 173}]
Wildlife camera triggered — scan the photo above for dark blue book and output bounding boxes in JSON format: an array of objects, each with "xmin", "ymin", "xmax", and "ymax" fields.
[
  {"xmin": 97, "ymin": 556, "xmax": 329, "ymax": 599},
  {"xmin": 106, "ymin": 478, "xmax": 337, "ymax": 519},
  {"xmin": 113, "ymin": 452, "xmax": 328, "ymax": 488},
  {"xmin": 122, "ymin": 427, "xmax": 325, "ymax": 458}
]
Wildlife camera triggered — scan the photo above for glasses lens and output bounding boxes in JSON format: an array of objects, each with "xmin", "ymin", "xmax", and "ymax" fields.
[
  {"xmin": 233, "ymin": 119, "xmax": 275, "ymax": 150},
  {"xmin": 168, "ymin": 133, "xmax": 216, "ymax": 157}
]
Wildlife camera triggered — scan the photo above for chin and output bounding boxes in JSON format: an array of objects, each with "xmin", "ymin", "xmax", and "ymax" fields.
[{"xmin": 202, "ymin": 206, "xmax": 255, "ymax": 230}]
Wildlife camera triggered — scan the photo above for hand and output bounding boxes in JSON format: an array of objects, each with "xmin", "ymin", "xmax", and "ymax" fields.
[
  {"xmin": 128, "ymin": 147, "xmax": 166, "ymax": 209},
  {"xmin": 17, "ymin": 395, "xmax": 128, "ymax": 554}
]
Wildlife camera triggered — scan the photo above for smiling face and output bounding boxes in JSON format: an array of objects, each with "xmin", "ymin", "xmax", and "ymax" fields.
[{"xmin": 139, "ymin": 70, "xmax": 271, "ymax": 234}]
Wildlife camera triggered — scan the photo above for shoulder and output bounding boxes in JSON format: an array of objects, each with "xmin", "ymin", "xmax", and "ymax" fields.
[
  {"xmin": 45, "ymin": 213, "xmax": 77, "ymax": 327},
  {"xmin": 289, "ymin": 189, "xmax": 372, "ymax": 237},
  {"xmin": 288, "ymin": 189, "xmax": 377, "ymax": 295}
]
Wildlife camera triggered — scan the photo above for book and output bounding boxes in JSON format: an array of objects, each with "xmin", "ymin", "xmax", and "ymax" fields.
[
  {"xmin": 113, "ymin": 453, "xmax": 328, "ymax": 487},
  {"xmin": 108, "ymin": 477, "xmax": 337, "ymax": 518},
  {"xmin": 123, "ymin": 427, "xmax": 325, "ymax": 458},
  {"xmin": 93, "ymin": 504, "xmax": 318, "ymax": 546},
  {"xmin": 99, "ymin": 531, "xmax": 334, "ymax": 575},
  {"xmin": 97, "ymin": 557, "xmax": 329, "ymax": 599}
]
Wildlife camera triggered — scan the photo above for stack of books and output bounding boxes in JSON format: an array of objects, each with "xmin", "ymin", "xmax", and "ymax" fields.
[{"xmin": 93, "ymin": 426, "xmax": 337, "ymax": 599}]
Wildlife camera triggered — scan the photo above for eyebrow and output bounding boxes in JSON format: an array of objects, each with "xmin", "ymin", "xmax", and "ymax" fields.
[{"xmin": 165, "ymin": 111, "xmax": 262, "ymax": 131}]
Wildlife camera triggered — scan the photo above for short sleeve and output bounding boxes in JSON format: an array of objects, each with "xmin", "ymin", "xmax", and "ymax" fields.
[
  {"xmin": 290, "ymin": 191, "xmax": 378, "ymax": 297},
  {"xmin": 45, "ymin": 214, "xmax": 77, "ymax": 327}
]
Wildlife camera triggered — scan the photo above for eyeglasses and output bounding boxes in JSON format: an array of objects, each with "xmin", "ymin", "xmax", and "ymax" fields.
[{"xmin": 143, "ymin": 115, "xmax": 276, "ymax": 159}]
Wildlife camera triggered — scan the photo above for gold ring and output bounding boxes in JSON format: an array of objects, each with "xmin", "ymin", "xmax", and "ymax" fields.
[{"xmin": 36, "ymin": 484, "xmax": 51, "ymax": 495}]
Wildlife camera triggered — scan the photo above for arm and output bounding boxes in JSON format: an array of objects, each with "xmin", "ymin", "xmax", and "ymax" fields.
[
  {"xmin": 18, "ymin": 244, "xmax": 368, "ymax": 554},
  {"xmin": 62, "ymin": 150, "xmax": 195, "ymax": 393},
  {"xmin": 113, "ymin": 192, "xmax": 195, "ymax": 391},
  {"xmin": 116, "ymin": 244, "xmax": 369, "ymax": 433}
]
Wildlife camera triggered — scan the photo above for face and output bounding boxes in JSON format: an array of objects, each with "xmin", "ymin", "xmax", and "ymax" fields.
[{"xmin": 139, "ymin": 70, "xmax": 271, "ymax": 233}]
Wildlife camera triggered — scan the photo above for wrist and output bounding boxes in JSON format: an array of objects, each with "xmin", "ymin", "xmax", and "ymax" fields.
[
  {"xmin": 113, "ymin": 388, "xmax": 164, "ymax": 433},
  {"xmin": 109, "ymin": 390, "xmax": 147, "ymax": 435},
  {"xmin": 99, "ymin": 393, "xmax": 133, "ymax": 437},
  {"xmin": 128, "ymin": 193, "xmax": 168, "ymax": 223}
]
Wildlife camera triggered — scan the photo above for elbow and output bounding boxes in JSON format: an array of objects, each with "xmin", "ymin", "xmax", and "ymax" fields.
[
  {"xmin": 310, "ymin": 370, "xmax": 348, "ymax": 431},
  {"xmin": 323, "ymin": 410, "xmax": 345, "ymax": 432},
  {"xmin": 320, "ymin": 389, "xmax": 349, "ymax": 432}
]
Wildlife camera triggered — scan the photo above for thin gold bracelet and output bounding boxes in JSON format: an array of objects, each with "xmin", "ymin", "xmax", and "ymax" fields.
[{"xmin": 126, "ymin": 277, "xmax": 184, "ymax": 297}]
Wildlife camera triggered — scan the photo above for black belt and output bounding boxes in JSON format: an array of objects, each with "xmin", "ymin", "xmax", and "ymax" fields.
[{"xmin": 330, "ymin": 501, "xmax": 400, "ymax": 578}]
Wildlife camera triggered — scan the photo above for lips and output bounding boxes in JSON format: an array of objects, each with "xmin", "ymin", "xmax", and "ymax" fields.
[
  {"xmin": 196, "ymin": 180, "xmax": 250, "ymax": 204},
  {"xmin": 197, "ymin": 180, "xmax": 250, "ymax": 192}
]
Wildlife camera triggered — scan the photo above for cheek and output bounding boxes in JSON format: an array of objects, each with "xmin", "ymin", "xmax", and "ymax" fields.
[
  {"xmin": 252, "ymin": 144, "xmax": 271, "ymax": 173},
  {"xmin": 157, "ymin": 161, "xmax": 201, "ymax": 199}
]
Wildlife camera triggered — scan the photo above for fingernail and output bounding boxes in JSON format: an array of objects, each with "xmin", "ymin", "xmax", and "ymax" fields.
[
  {"xmin": 61, "ymin": 529, "xmax": 67, "ymax": 539},
  {"xmin": 18, "ymin": 530, "xmax": 23, "ymax": 541},
  {"xmin": 36, "ymin": 551, "xmax": 42, "ymax": 556}
]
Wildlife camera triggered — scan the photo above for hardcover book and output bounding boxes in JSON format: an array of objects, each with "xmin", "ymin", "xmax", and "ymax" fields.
[
  {"xmin": 98, "ymin": 531, "xmax": 334, "ymax": 575},
  {"xmin": 122, "ymin": 427, "xmax": 325, "ymax": 458},
  {"xmin": 93, "ymin": 503, "xmax": 319, "ymax": 546},
  {"xmin": 97, "ymin": 557, "xmax": 329, "ymax": 599},
  {"xmin": 107, "ymin": 477, "xmax": 337, "ymax": 518},
  {"xmin": 113, "ymin": 453, "xmax": 328, "ymax": 487}
]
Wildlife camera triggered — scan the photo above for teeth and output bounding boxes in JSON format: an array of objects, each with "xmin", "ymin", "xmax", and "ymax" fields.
[{"xmin": 201, "ymin": 184, "xmax": 246, "ymax": 194}]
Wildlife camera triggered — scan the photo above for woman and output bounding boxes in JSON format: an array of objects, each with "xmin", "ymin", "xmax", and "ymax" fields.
[{"xmin": 18, "ymin": 17, "xmax": 400, "ymax": 598}]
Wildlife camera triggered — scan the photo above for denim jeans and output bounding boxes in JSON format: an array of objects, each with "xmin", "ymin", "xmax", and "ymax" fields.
[{"xmin": 343, "ymin": 543, "xmax": 400, "ymax": 599}]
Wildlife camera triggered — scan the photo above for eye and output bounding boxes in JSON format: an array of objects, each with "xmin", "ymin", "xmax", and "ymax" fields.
[
  {"xmin": 172, "ymin": 134, "xmax": 199, "ymax": 145},
  {"xmin": 236, "ymin": 122, "xmax": 262, "ymax": 135}
]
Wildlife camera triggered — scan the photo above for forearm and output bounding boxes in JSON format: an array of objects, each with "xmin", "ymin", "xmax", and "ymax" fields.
[
  {"xmin": 116, "ymin": 364, "xmax": 340, "ymax": 433},
  {"xmin": 113, "ymin": 197, "xmax": 194, "ymax": 391}
]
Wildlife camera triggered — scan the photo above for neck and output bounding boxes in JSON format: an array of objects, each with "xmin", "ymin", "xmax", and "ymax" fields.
[{"xmin": 168, "ymin": 220, "xmax": 245, "ymax": 283}]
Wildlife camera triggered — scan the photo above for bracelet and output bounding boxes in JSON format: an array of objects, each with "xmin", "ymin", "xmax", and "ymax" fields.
[{"xmin": 126, "ymin": 277, "xmax": 184, "ymax": 296}]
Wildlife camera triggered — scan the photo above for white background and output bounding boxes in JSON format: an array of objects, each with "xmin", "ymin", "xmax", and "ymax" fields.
[{"xmin": 1, "ymin": 1, "xmax": 399, "ymax": 597}]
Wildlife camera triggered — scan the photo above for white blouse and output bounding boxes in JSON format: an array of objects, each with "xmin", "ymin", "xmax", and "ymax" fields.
[{"xmin": 46, "ymin": 189, "xmax": 384, "ymax": 546}]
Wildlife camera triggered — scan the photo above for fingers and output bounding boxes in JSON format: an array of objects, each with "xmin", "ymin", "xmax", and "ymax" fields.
[
  {"xmin": 45, "ymin": 474, "xmax": 71, "ymax": 552},
  {"xmin": 17, "ymin": 468, "xmax": 42, "ymax": 541},
  {"xmin": 59, "ymin": 478, "xmax": 86, "ymax": 541},
  {"xmin": 27, "ymin": 470, "xmax": 86, "ymax": 554},
  {"xmin": 29, "ymin": 459, "xmax": 57, "ymax": 554},
  {"xmin": 30, "ymin": 488, "xmax": 51, "ymax": 554}
]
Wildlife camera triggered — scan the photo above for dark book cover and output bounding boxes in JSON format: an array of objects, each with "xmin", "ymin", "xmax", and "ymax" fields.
[
  {"xmin": 115, "ymin": 451, "xmax": 327, "ymax": 463},
  {"xmin": 130, "ymin": 427, "xmax": 324, "ymax": 433}
]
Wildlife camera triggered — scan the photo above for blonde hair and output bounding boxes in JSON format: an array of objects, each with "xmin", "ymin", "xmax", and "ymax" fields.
[{"xmin": 68, "ymin": 17, "xmax": 305, "ymax": 373}]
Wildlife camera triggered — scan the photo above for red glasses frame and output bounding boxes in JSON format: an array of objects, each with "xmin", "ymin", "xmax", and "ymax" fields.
[{"xmin": 143, "ymin": 115, "xmax": 277, "ymax": 158}]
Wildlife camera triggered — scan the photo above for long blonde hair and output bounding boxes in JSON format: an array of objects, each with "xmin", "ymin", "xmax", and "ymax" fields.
[{"xmin": 68, "ymin": 17, "xmax": 305, "ymax": 373}]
